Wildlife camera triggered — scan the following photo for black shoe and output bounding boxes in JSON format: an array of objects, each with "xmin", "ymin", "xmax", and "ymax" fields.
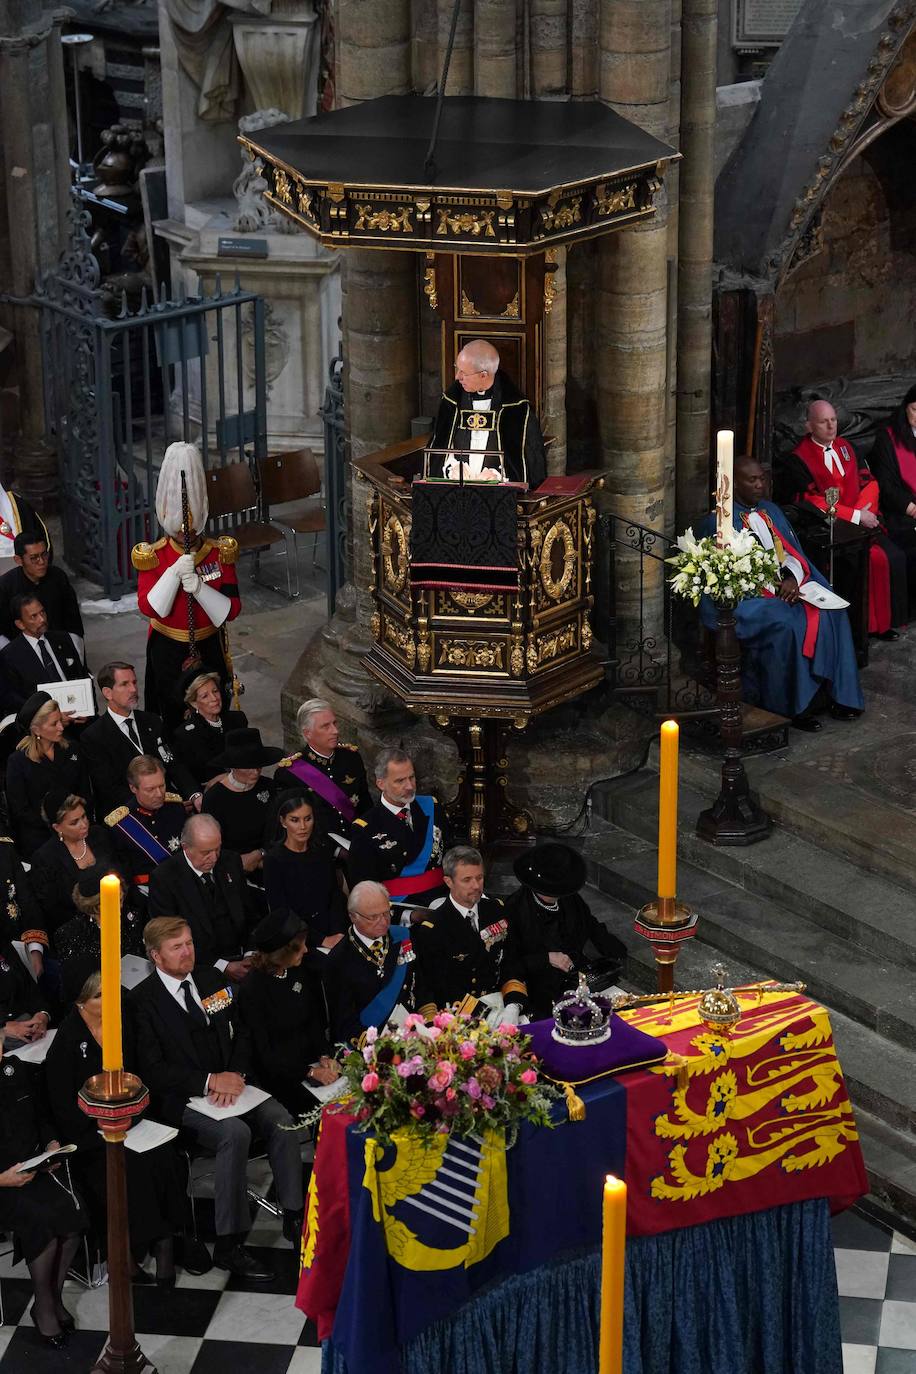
[
  {"xmin": 131, "ymin": 1266, "xmax": 156, "ymax": 1285},
  {"xmin": 791, "ymin": 714, "xmax": 822, "ymax": 732},
  {"xmin": 56, "ymin": 1308, "xmax": 75, "ymax": 1331},
  {"xmin": 282, "ymin": 1209, "xmax": 304, "ymax": 1246},
  {"xmin": 830, "ymin": 704, "xmax": 862, "ymax": 721},
  {"xmin": 29, "ymin": 1302, "xmax": 68, "ymax": 1348},
  {"xmin": 213, "ymin": 1243, "xmax": 275, "ymax": 1282},
  {"xmin": 871, "ymin": 628, "xmax": 900, "ymax": 641},
  {"xmin": 179, "ymin": 1236, "xmax": 213, "ymax": 1277}
]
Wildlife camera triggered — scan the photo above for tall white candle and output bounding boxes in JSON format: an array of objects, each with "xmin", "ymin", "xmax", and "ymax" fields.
[{"xmin": 715, "ymin": 430, "xmax": 734, "ymax": 547}]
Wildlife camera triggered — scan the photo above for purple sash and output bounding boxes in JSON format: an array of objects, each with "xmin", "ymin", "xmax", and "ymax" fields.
[{"xmin": 287, "ymin": 757, "xmax": 357, "ymax": 822}]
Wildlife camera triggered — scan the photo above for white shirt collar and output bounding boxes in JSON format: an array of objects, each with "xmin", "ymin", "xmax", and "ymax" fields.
[
  {"xmin": 183, "ymin": 852, "xmax": 209, "ymax": 880},
  {"xmin": 353, "ymin": 926, "xmax": 383, "ymax": 950},
  {"xmin": 450, "ymin": 898, "xmax": 479, "ymax": 920},
  {"xmin": 108, "ymin": 706, "xmax": 135, "ymax": 725},
  {"xmin": 156, "ymin": 967, "xmax": 193, "ymax": 996},
  {"xmin": 381, "ymin": 795, "xmax": 412, "ymax": 818}
]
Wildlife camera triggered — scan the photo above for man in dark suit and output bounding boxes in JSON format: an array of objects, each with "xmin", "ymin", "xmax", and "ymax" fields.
[
  {"xmin": 81, "ymin": 660, "xmax": 200, "ymax": 814},
  {"xmin": 105, "ymin": 756, "xmax": 187, "ymax": 888},
  {"xmin": 347, "ymin": 748, "xmax": 449, "ymax": 908},
  {"xmin": 322, "ymin": 880, "xmax": 431, "ymax": 1043},
  {"xmin": 131, "ymin": 917, "xmax": 305, "ymax": 1279},
  {"xmin": 0, "ymin": 594, "xmax": 89, "ymax": 710},
  {"xmin": 411, "ymin": 846, "xmax": 528, "ymax": 1019},
  {"xmin": 0, "ymin": 530, "xmax": 84, "ymax": 651},
  {"xmin": 147, "ymin": 814, "xmax": 256, "ymax": 980}
]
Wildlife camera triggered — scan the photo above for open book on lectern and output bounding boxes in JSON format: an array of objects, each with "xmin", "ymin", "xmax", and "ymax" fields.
[{"xmin": 421, "ymin": 446, "xmax": 512, "ymax": 485}]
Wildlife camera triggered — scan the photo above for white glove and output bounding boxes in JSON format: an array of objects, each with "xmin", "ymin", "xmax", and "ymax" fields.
[
  {"xmin": 181, "ymin": 571, "xmax": 202, "ymax": 595},
  {"xmin": 174, "ymin": 553, "xmax": 196, "ymax": 578}
]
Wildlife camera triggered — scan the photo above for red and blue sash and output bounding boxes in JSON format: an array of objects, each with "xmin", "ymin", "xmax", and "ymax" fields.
[{"xmin": 384, "ymin": 796, "xmax": 443, "ymax": 898}]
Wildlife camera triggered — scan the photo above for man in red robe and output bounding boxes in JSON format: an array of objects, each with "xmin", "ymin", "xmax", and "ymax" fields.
[{"xmin": 785, "ymin": 400, "xmax": 906, "ymax": 640}]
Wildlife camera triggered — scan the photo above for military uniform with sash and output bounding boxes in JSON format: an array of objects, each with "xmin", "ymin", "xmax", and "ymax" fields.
[
  {"xmin": 321, "ymin": 923, "xmax": 427, "ymax": 1045},
  {"xmin": 274, "ymin": 741, "xmax": 371, "ymax": 842},
  {"xmin": 347, "ymin": 797, "xmax": 449, "ymax": 905},
  {"xmin": 105, "ymin": 794, "xmax": 186, "ymax": 887}
]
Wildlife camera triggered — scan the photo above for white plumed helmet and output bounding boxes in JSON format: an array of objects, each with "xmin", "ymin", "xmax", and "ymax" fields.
[{"xmin": 155, "ymin": 441, "xmax": 208, "ymax": 538}]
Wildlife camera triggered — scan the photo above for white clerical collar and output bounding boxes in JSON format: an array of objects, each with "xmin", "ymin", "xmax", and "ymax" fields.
[
  {"xmin": 812, "ymin": 437, "xmax": 845, "ymax": 475},
  {"xmin": 472, "ymin": 397, "xmax": 492, "ymax": 410}
]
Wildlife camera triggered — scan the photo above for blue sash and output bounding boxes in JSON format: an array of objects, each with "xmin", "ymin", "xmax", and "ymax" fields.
[
  {"xmin": 400, "ymin": 796, "xmax": 436, "ymax": 877},
  {"xmin": 114, "ymin": 813, "xmax": 172, "ymax": 866},
  {"xmin": 360, "ymin": 925, "xmax": 410, "ymax": 1029}
]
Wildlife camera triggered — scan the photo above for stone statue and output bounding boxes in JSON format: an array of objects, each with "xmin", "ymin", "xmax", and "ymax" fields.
[{"xmin": 232, "ymin": 109, "xmax": 298, "ymax": 234}]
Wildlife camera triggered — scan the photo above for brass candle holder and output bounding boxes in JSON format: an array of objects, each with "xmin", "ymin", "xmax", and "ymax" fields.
[{"xmin": 633, "ymin": 895, "xmax": 699, "ymax": 994}]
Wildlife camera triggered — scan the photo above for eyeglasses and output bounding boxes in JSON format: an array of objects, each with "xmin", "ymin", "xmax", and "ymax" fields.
[
  {"xmin": 22, "ymin": 551, "xmax": 49, "ymax": 564},
  {"xmin": 355, "ymin": 910, "xmax": 391, "ymax": 924}
]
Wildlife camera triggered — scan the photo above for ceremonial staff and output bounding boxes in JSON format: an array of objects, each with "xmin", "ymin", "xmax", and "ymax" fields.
[{"xmin": 180, "ymin": 469, "xmax": 201, "ymax": 672}]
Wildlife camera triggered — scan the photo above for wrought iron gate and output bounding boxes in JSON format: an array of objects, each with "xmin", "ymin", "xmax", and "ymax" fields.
[{"xmin": 29, "ymin": 199, "xmax": 268, "ymax": 598}]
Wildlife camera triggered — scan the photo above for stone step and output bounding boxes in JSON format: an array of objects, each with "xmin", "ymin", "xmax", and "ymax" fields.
[
  {"xmin": 576, "ymin": 819, "xmax": 916, "ymax": 1052},
  {"xmin": 586, "ymin": 886, "xmax": 916, "ymax": 1227},
  {"xmin": 592, "ymin": 771, "xmax": 916, "ymax": 971}
]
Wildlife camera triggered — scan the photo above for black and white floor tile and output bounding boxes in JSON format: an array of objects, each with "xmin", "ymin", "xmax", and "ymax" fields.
[{"xmin": 3, "ymin": 1197, "xmax": 913, "ymax": 1372}]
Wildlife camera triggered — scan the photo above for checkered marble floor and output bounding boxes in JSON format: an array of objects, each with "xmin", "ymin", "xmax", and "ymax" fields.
[
  {"xmin": 2, "ymin": 1198, "xmax": 912, "ymax": 1373},
  {"xmin": 0, "ymin": 1197, "xmax": 320, "ymax": 1374}
]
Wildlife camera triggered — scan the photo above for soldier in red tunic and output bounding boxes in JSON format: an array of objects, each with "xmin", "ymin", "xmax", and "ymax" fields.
[
  {"xmin": 132, "ymin": 442, "xmax": 241, "ymax": 731},
  {"xmin": 783, "ymin": 400, "xmax": 908, "ymax": 640}
]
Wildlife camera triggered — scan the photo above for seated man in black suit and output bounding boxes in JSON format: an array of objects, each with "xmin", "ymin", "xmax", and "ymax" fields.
[
  {"xmin": 322, "ymin": 880, "xmax": 432, "ymax": 1044},
  {"xmin": 347, "ymin": 748, "xmax": 449, "ymax": 909},
  {"xmin": 0, "ymin": 530, "xmax": 84, "ymax": 653},
  {"xmin": 147, "ymin": 814, "xmax": 255, "ymax": 982},
  {"xmin": 132, "ymin": 917, "xmax": 305, "ymax": 1279},
  {"xmin": 81, "ymin": 661, "xmax": 200, "ymax": 814},
  {"xmin": 411, "ymin": 845, "xmax": 528, "ymax": 1023},
  {"xmin": 105, "ymin": 755, "xmax": 187, "ymax": 889},
  {"xmin": 0, "ymin": 594, "xmax": 89, "ymax": 710}
]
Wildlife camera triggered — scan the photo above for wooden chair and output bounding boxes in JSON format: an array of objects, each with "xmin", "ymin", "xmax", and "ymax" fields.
[
  {"xmin": 205, "ymin": 461, "xmax": 297, "ymax": 599},
  {"xmin": 258, "ymin": 448, "xmax": 327, "ymax": 591}
]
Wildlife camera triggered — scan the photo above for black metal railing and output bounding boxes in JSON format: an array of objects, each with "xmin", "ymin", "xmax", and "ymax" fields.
[{"xmin": 594, "ymin": 513, "xmax": 718, "ymax": 723}]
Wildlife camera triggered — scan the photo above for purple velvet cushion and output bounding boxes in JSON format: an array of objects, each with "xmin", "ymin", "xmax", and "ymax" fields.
[{"xmin": 527, "ymin": 1013, "xmax": 668, "ymax": 1082}]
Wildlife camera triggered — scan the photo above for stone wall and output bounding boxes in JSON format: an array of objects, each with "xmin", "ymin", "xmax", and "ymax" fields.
[{"xmin": 774, "ymin": 121, "xmax": 916, "ymax": 390}]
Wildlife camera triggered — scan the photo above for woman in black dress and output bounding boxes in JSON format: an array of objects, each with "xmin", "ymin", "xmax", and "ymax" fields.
[
  {"xmin": 55, "ymin": 866, "xmax": 148, "ymax": 1007},
  {"xmin": 44, "ymin": 972, "xmax": 186, "ymax": 1285},
  {"xmin": 171, "ymin": 668, "xmax": 248, "ymax": 787},
  {"xmin": 201, "ymin": 728, "xmax": 283, "ymax": 880},
  {"xmin": 236, "ymin": 908, "xmax": 339, "ymax": 1118},
  {"xmin": 262, "ymin": 794, "xmax": 347, "ymax": 950},
  {"xmin": 0, "ymin": 1037, "xmax": 86, "ymax": 1346},
  {"xmin": 5, "ymin": 692, "xmax": 93, "ymax": 856},
  {"xmin": 31, "ymin": 789, "xmax": 121, "ymax": 936}
]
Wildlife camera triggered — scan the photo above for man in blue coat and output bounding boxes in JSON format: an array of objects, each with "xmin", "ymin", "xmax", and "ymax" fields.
[{"xmin": 698, "ymin": 456, "xmax": 863, "ymax": 731}]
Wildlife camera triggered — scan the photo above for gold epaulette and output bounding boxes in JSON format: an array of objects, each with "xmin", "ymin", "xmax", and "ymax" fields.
[
  {"xmin": 218, "ymin": 535, "xmax": 239, "ymax": 565},
  {"xmin": 501, "ymin": 978, "xmax": 527, "ymax": 998},
  {"xmin": 105, "ymin": 805, "xmax": 129, "ymax": 826},
  {"xmin": 353, "ymin": 818, "xmax": 368, "ymax": 828},
  {"xmin": 340, "ymin": 743, "xmax": 359, "ymax": 752},
  {"xmin": 277, "ymin": 752, "xmax": 302, "ymax": 769},
  {"xmin": 165, "ymin": 792, "xmax": 183, "ymax": 803},
  {"xmin": 131, "ymin": 542, "xmax": 159, "ymax": 572},
  {"xmin": 416, "ymin": 1002, "xmax": 437, "ymax": 1020},
  {"xmin": 420, "ymin": 919, "xmax": 435, "ymax": 929}
]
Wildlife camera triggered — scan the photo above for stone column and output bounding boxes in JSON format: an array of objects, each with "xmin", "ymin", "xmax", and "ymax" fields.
[
  {"xmin": 665, "ymin": 0, "xmax": 681, "ymax": 534},
  {"xmin": 474, "ymin": 0, "xmax": 517, "ymax": 97},
  {"xmin": 0, "ymin": 0, "xmax": 70, "ymax": 472},
  {"xmin": 675, "ymin": 0, "xmax": 717, "ymax": 531},
  {"xmin": 596, "ymin": 0, "xmax": 672, "ymax": 640},
  {"xmin": 543, "ymin": 247, "xmax": 567, "ymax": 473},
  {"xmin": 337, "ymin": 0, "xmax": 411, "ymax": 106},
  {"xmin": 530, "ymin": 0, "xmax": 567, "ymax": 97},
  {"xmin": 569, "ymin": 0, "xmax": 597, "ymax": 98}
]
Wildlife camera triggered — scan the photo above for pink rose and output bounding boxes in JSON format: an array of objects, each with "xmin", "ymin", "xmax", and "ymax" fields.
[
  {"xmin": 409, "ymin": 1102, "xmax": 426, "ymax": 1119},
  {"xmin": 362, "ymin": 1046, "xmax": 375, "ymax": 1064},
  {"xmin": 433, "ymin": 1012, "xmax": 456, "ymax": 1029},
  {"xmin": 459, "ymin": 1041, "xmax": 476, "ymax": 1060},
  {"xmin": 361, "ymin": 1072, "xmax": 380, "ymax": 1092},
  {"xmin": 520, "ymin": 1068, "xmax": 537, "ymax": 1085},
  {"xmin": 396, "ymin": 1055, "xmax": 425, "ymax": 1079},
  {"xmin": 481, "ymin": 1094, "xmax": 495, "ymax": 1109},
  {"xmin": 466, "ymin": 1077, "xmax": 482, "ymax": 1100},
  {"xmin": 365, "ymin": 1026, "xmax": 378, "ymax": 1044},
  {"xmin": 445, "ymin": 1087, "xmax": 457, "ymax": 1101},
  {"xmin": 424, "ymin": 1025, "xmax": 442, "ymax": 1040},
  {"xmin": 403, "ymin": 1013, "xmax": 425, "ymax": 1029},
  {"xmin": 497, "ymin": 1023, "xmax": 518, "ymax": 1036}
]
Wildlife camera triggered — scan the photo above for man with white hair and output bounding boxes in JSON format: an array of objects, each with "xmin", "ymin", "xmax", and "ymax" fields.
[
  {"xmin": 430, "ymin": 338, "xmax": 546, "ymax": 486},
  {"xmin": 321, "ymin": 880, "xmax": 432, "ymax": 1043},
  {"xmin": 785, "ymin": 399, "xmax": 906, "ymax": 640},
  {"xmin": 132, "ymin": 441, "xmax": 241, "ymax": 728},
  {"xmin": 274, "ymin": 698, "xmax": 371, "ymax": 842}
]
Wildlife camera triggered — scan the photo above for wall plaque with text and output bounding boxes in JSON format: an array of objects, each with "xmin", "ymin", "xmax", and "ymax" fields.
[{"xmin": 734, "ymin": 0, "xmax": 804, "ymax": 46}]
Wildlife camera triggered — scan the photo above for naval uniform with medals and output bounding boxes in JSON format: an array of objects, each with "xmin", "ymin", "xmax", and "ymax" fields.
[
  {"xmin": 105, "ymin": 793, "xmax": 186, "ymax": 888},
  {"xmin": 431, "ymin": 368, "xmax": 547, "ymax": 486},
  {"xmin": 410, "ymin": 893, "xmax": 527, "ymax": 1014},
  {"xmin": 347, "ymin": 796, "xmax": 449, "ymax": 906},
  {"xmin": 274, "ymin": 741, "xmax": 372, "ymax": 843},
  {"xmin": 322, "ymin": 921, "xmax": 427, "ymax": 1046}
]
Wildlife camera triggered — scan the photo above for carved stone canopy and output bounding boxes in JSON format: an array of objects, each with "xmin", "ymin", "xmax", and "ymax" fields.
[{"xmin": 239, "ymin": 95, "xmax": 677, "ymax": 255}]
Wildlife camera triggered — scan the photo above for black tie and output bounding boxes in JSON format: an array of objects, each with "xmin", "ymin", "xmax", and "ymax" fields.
[
  {"xmin": 201, "ymin": 873, "xmax": 215, "ymax": 895},
  {"xmin": 124, "ymin": 716, "xmax": 141, "ymax": 749},
  {"xmin": 37, "ymin": 638, "xmax": 58, "ymax": 679},
  {"xmin": 180, "ymin": 979, "xmax": 208, "ymax": 1027}
]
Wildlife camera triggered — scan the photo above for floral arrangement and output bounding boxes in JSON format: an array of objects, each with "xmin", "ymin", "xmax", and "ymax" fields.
[
  {"xmin": 667, "ymin": 527, "xmax": 780, "ymax": 608},
  {"xmin": 337, "ymin": 1012, "xmax": 559, "ymax": 1146}
]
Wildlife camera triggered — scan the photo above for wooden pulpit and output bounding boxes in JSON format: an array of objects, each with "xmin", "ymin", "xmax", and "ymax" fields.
[{"xmin": 355, "ymin": 440, "xmax": 604, "ymax": 846}]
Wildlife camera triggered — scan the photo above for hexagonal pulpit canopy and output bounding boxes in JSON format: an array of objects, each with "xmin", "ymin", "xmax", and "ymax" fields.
[{"xmin": 240, "ymin": 95, "xmax": 678, "ymax": 255}]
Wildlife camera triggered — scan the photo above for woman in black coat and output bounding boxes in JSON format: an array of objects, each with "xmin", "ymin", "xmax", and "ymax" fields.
[
  {"xmin": 5, "ymin": 693, "xmax": 93, "ymax": 856},
  {"xmin": 236, "ymin": 908, "xmax": 339, "ymax": 1118},
  {"xmin": 0, "ymin": 938, "xmax": 52, "ymax": 1047},
  {"xmin": 44, "ymin": 972, "xmax": 187, "ymax": 1284},
  {"xmin": 0, "ymin": 1048, "xmax": 86, "ymax": 1346},
  {"xmin": 31, "ymin": 789, "xmax": 123, "ymax": 936},
  {"xmin": 201, "ymin": 727, "xmax": 283, "ymax": 881},
  {"xmin": 171, "ymin": 668, "xmax": 248, "ymax": 787},
  {"xmin": 53, "ymin": 865, "xmax": 148, "ymax": 1007},
  {"xmin": 262, "ymin": 794, "xmax": 347, "ymax": 951},
  {"xmin": 504, "ymin": 843, "xmax": 627, "ymax": 1021}
]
